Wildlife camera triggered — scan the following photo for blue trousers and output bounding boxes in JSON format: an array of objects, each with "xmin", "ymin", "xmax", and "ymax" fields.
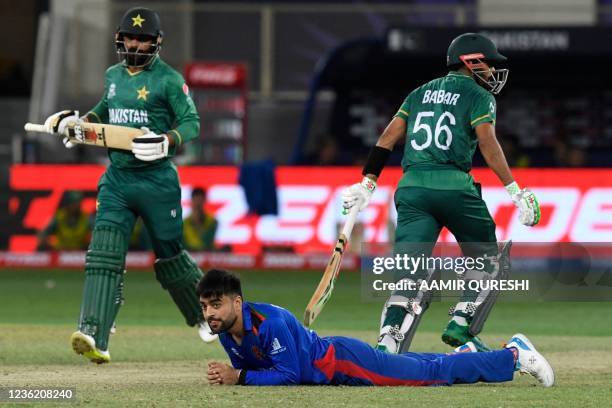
[{"xmin": 313, "ymin": 337, "xmax": 515, "ymax": 386}]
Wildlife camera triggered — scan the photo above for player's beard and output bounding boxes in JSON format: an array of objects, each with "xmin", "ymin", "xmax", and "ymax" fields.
[
  {"xmin": 125, "ymin": 47, "xmax": 151, "ymax": 67},
  {"xmin": 208, "ymin": 314, "xmax": 238, "ymax": 334}
]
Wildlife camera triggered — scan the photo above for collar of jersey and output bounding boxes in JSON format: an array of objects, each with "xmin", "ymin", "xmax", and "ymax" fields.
[
  {"xmin": 447, "ymin": 71, "xmax": 473, "ymax": 80},
  {"xmin": 242, "ymin": 302, "xmax": 253, "ymax": 332}
]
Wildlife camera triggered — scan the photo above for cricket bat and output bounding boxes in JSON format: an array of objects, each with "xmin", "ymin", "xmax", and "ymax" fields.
[
  {"xmin": 304, "ymin": 205, "xmax": 359, "ymax": 327},
  {"xmin": 24, "ymin": 121, "xmax": 145, "ymax": 151}
]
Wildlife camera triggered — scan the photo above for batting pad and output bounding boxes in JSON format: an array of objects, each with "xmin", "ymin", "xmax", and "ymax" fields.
[
  {"xmin": 154, "ymin": 250, "xmax": 204, "ymax": 326},
  {"xmin": 79, "ymin": 225, "xmax": 127, "ymax": 351}
]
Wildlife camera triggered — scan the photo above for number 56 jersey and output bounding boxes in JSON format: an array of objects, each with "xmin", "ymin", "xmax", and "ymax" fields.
[{"xmin": 395, "ymin": 71, "xmax": 496, "ymax": 175}]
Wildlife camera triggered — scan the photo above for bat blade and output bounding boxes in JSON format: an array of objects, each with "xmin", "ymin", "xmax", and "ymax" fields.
[
  {"xmin": 24, "ymin": 122, "xmax": 145, "ymax": 151},
  {"xmin": 303, "ymin": 234, "xmax": 348, "ymax": 327}
]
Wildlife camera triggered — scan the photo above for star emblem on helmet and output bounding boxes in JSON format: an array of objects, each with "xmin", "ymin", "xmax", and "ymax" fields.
[
  {"xmin": 136, "ymin": 85, "xmax": 150, "ymax": 101},
  {"xmin": 131, "ymin": 14, "xmax": 145, "ymax": 28}
]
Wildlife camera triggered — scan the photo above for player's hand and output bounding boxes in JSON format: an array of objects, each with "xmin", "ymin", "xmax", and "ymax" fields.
[
  {"xmin": 341, "ymin": 176, "xmax": 376, "ymax": 214},
  {"xmin": 43, "ymin": 110, "xmax": 81, "ymax": 148},
  {"xmin": 207, "ymin": 361, "xmax": 239, "ymax": 386},
  {"xmin": 131, "ymin": 127, "xmax": 169, "ymax": 161},
  {"xmin": 506, "ymin": 182, "xmax": 541, "ymax": 226}
]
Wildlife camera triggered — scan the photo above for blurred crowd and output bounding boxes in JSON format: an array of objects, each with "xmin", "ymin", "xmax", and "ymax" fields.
[
  {"xmin": 301, "ymin": 132, "xmax": 601, "ymax": 168},
  {"xmin": 37, "ymin": 188, "xmax": 218, "ymax": 252}
]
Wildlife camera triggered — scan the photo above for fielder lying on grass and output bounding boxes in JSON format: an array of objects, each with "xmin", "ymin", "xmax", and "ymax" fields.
[{"xmin": 198, "ymin": 269, "xmax": 554, "ymax": 387}]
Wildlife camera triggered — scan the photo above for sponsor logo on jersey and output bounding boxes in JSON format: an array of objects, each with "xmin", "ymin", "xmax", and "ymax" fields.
[
  {"xmin": 109, "ymin": 108, "xmax": 149, "ymax": 124},
  {"xmin": 270, "ymin": 337, "xmax": 287, "ymax": 355},
  {"xmin": 108, "ymin": 83, "xmax": 116, "ymax": 99},
  {"xmin": 422, "ymin": 90, "xmax": 460, "ymax": 106}
]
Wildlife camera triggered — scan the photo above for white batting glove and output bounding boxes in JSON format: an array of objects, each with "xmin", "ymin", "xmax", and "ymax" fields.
[
  {"xmin": 341, "ymin": 177, "xmax": 376, "ymax": 215},
  {"xmin": 131, "ymin": 127, "xmax": 169, "ymax": 161},
  {"xmin": 506, "ymin": 181, "xmax": 541, "ymax": 226},
  {"xmin": 43, "ymin": 110, "xmax": 82, "ymax": 148}
]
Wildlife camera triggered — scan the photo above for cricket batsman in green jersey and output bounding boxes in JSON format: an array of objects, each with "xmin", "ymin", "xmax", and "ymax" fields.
[
  {"xmin": 42, "ymin": 7, "xmax": 217, "ymax": 363},
  {"xmin": 341, "ymin": 33, "xmax": 541, "ymax": 354}
]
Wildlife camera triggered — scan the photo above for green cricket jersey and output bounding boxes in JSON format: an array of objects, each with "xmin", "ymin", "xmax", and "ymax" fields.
[
  {"xmin": 395, "ymin": 71, "xmax": 496, "ymax": 190},
  {"xmin": 86, "ymin": 56, "xmax": 200, "ymax": 169}
]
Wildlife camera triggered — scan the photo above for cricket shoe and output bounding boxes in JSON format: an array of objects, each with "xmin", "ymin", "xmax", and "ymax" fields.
[
  {"xmin": 70, "ymin": 331, "xmax": 110, "ymax": 364},
  {"xmin": 198, "ymin": 321, "xmax": 218, "ymax": 343},
  {"xmin": 506, "ymin": 333, "xmax": 555, "ymax": 387},
  {"xmin": 442, "ymin": 320, "xmax": 491, "ymax": 352},
  {"xmin": 375, "ymin": 325, "xmax": 403, "ymax": 354}
]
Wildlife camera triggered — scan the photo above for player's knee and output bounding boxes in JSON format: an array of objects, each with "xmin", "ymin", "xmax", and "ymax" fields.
[
  {"xmin": 85, "ymin": 225, "xmax": 127, "ymax": 274},
  {"xmin": 154, "ymin": 250, "xmax": 202, "ymax": 290},
  {"xmin": 151, "ymin": 238, "xmax": 183, "ymax": 259}
]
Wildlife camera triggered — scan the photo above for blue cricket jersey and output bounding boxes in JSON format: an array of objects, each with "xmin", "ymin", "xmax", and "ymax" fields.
[
  {"xmin": 218, "ymin": 302, "xmax": 516, "ymax": 386},
  {"xmin": 218, "ymin": 302, "xmax": 331, "ymax": 385}
]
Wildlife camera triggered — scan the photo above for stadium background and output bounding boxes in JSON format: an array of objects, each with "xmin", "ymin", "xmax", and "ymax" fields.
[{"xmin": 1, "ymin": 0, "xmax": 611, "ymax": 406}]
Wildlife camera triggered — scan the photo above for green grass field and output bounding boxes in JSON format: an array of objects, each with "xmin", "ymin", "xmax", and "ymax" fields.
[{"xmin": 1, "ymin": 269, "xmax": 611, "ymax": 407}]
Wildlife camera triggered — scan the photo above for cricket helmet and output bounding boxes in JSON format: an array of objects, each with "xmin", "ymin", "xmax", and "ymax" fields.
[
  {"xmin": 447, "ymin": 32, "xmax": 509, "ymax": 95},
  {"xmin": 115, "ymin": 7, "xmax": 163, "ymax": 68}
]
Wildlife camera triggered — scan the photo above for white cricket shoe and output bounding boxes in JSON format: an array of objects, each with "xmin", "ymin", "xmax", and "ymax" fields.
[
  {"xmin": 375, "ymin": 325, "xmax": 402, "ymax": 354},
  {"xmin": 71, "ymin": 331, "xmax": 110, "ymax": 364},
  {"xmin": 506, "ymin": 333, "xmax": 555, "ymax": 387},
  {"xmin": 198, "ymin": 321, "xmax": 218, "ymax": 343}
]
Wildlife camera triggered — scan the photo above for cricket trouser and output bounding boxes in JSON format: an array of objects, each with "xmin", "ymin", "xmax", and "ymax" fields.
[
  {"xmin": 313, "ymin": 337, "xmax": 515, "ymax": 386},
  {"xmin": 95, "ymin": 162, "xmax": 184, "ymax": 258},
  {"xmin": 391, "ymin": 185, "xmax": 499, "ymax": 298}
]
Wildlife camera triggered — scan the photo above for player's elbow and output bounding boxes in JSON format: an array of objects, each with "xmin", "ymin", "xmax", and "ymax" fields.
[
  {"xmin": 282, "ymin": 373, "xmax": 299, "ymax": 385},
  {"xmin": 277, "ymin": 368, "xmax": 300, "ymax": 385}
]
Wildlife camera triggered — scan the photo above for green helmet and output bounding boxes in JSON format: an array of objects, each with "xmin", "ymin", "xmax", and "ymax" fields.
[
  {"xmin": 447, "ymin": 32, "xmax": 509, "ymax": 95},
  {"xmin": 447, "ymin": 33, "xmax": 506, "ymax": 67}
]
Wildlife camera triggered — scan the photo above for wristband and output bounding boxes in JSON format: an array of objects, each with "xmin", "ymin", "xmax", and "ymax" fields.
[
  {"xmin": 238, "ymin": 369, "xmax": 247, "ymax": 385},
  {"xmin": 505, "ymin": 181, "xmax": 520, "ymax": 196},
  {"xmin": 362, "ymin": 146, "xmax": 391, "ymax": 177},
  {"xmin": 361, "ymin": 176, "xmax": 376, "ymax": 193}
]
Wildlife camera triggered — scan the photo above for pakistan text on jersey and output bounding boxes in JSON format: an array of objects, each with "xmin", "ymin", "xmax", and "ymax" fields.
[
  {"xmin": 422, "ymin": 90, "xmax": 460, "ymax": 106},
  {"xmin": 109, "ymin": 109, "xmax": 149, "ymax": 124}
]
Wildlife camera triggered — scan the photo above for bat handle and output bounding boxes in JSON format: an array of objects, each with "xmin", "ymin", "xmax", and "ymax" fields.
[
  {"xmin": 341, "ymin": 205, "xmax": 360, "ymax": 238},
  {"xmin": 24, "ymin": 123, "xmax": 48, "ymax": 133}
]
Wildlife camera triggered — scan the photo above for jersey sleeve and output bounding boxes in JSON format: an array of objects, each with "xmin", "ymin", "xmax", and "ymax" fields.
[
  {"xmin": 165, "ymin": 72, "xmax": 200, "ymax": 146},
  {"xmin": 86, "ymin": 71, "xmax": 110, "ymax": 123},
  {"xmin": 393, "ymin": 93, "xmax": 412, "ymax": 121},
  {"xmin": 242, "ymin": 318, "xmax": 300, "ymax": 386},
  {"xmin": 219, "ymin": 337, "xmax": 245, "ymax": 370},
  {"xmin": 470, "ymin": 91, "xmax": 497, "ymax": 128}
]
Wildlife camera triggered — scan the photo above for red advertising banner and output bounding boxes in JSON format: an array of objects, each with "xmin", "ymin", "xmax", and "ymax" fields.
[{"xmin": 8, "ymin": 166, "xmax": 612, "ymax": 255}]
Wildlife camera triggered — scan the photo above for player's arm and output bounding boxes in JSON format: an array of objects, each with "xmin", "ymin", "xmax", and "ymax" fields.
[
  {"xmin": 238, "ymin": 319, "xmax": 300, "ymax": 386},
  {"xmin": 341, "ymin": 114, "xmax": 406, "ymax": 215},
  {"xmin": 165, "ymin": 74, "xmax": 200, "ymax": 148},
  {"xmin": 476, "ymin": 123, "xmax": 513, "ymax": 186},
  {"xmin": 475, "ymin": 119, "xmax": 540, "ymax": 226}
]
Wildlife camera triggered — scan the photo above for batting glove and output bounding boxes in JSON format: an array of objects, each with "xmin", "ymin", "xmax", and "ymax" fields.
[
  {"xmin": 506, "ymin": 181, "xmax": 541, "ymax": 226},
  {"xmin": 131, "ymin": 127, "xmax": 169, "ymax": 162},
  {"xmin": 341, "ymin": 177, "xmax": 376, "ymax": 215},
  {"xmin": 43, "ymin": 110, "xmax": 82, "ymax": 148}
]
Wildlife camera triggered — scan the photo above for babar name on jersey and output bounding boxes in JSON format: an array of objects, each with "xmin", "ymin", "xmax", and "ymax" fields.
[
  {"xmin": 422, "ymin": 90, "xmax": 460, "ymax": 106},
  {"xmin": 109, "ymin": 108, "xmax": 149, "ymax": 124}
]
